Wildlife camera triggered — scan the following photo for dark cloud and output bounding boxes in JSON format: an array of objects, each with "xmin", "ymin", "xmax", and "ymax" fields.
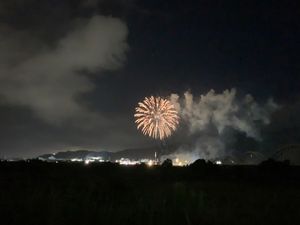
[
  {"xmin": 0, "ymin": 0, "xmax": 135, "ymax": 157},
  {"xmin": 0, "ymin": 15, "xmax": 128, "ymax": 125},
  {"xmin": 261, "ymin": 99, "xmax": 300, "ymax": 154}
]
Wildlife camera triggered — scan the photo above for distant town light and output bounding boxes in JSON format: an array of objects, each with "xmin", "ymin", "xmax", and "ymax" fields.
[
  {"xmin": 216, "ymin": 160, "xmax": 222, "ymax": 165},
  {"xmin": 147, "ymin": 160, "xmax": 153, "ymax": 167}
]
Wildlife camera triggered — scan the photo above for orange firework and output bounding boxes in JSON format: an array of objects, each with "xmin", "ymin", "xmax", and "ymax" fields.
[{"xmin": 134, "ymin": 96, "xmax": 179, "ymax": 140}]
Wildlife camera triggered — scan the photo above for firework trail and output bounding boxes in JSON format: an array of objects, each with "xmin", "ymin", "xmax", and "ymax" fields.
[{"xmin": 134, "ymin": 96, "xmax": 179, "ymax": 140}]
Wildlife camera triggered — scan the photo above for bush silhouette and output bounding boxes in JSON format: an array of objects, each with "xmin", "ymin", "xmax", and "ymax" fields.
[{"xmin": 161, "ymin": 158, "xmax": 173, "ymax": 167}]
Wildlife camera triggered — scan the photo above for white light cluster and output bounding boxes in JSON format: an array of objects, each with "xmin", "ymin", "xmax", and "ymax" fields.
[
  {"xmin": 71, "ymin": 158, "xmax": 83, "ymax": 162},
  {"xmin": 115, "ymin": 158, "xmax": 158, "ymax": 166},
  {"xmin": 115, "ymin": 158, "xmax": 140, "ymax": 165},
  {"xmin": 84, "ymin": 156, "xmax": 106, "ymax": 165},
  {"xmin": 215, "ymin": 160, "xmax": 222, "ymax": 165}
]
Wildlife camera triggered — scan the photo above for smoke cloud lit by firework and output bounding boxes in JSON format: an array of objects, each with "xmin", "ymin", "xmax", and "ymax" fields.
[{"xmin": 169, "ymin": 89, "xmax": 278, "ymax": 162}]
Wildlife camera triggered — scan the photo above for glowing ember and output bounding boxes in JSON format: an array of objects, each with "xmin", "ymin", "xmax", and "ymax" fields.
[{"xmin": 134, "ymin": 96, "xmax": 179, "ymax": 140}]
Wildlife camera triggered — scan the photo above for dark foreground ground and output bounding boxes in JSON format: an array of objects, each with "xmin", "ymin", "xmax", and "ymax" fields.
[{"xmin": 0, "ymin": 161, "xmax": 300, "ymax": 225}]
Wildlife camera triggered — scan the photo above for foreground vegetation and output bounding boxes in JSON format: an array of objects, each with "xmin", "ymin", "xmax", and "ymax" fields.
[{"xmin": 0, "ymin": 161, "xmax": 299, "ymax": 225}]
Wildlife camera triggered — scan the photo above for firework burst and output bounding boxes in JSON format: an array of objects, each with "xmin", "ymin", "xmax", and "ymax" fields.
[{"xmin": 134, "ymin": 96, "xmax": 179, "ymax": 140}]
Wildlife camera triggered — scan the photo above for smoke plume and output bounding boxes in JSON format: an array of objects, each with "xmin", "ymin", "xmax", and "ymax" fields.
[{"xmin": 170, "ymin": 88, "xmax": 278, "ymax": 161}]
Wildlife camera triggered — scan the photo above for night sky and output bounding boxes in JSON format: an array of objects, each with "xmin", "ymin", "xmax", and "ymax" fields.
[{"xmin": 0, "ymin": 0, "xmax": 299, "ymax": 158}]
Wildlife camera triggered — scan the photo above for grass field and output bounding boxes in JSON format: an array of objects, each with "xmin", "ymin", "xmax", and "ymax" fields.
[{"xmin": 0, "ymin": 161, "xmax": 299, "ymax": 225}]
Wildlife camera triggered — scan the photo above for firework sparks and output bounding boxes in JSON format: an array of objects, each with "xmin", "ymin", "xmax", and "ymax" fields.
[{"xmin": 134, "ymin": 96, "xmax": 179, "ymax": 140}]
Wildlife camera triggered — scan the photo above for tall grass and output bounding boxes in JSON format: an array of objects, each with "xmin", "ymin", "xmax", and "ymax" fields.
[{"xmin": 0, "ymin": 162, "xmax": 299, "ymax": 225}]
